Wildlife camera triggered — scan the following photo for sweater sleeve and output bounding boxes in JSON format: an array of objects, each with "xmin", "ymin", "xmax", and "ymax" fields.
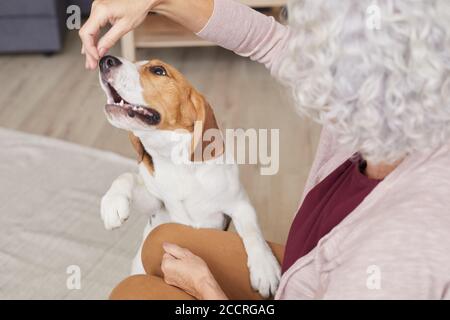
[
  {"xmin": 196, "ymin": 0, "xmax": 291, "ymax": 76},
  {"xmin": 321, "ymin": 207, "xmax": 450, "ymax": 300}
]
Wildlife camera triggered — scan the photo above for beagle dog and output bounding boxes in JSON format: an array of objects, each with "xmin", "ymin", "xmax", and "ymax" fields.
[{"xmin": 98, "ymin": 56, "xmax": 280, "ymax": 297}]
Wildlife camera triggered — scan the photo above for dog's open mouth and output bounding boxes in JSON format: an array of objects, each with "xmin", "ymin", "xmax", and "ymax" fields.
[{"xmin": 104, "ymin": 83, "xmax": 161, "ymax": 126}]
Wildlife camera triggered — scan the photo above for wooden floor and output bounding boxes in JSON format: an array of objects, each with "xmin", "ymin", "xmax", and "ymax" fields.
[{"xmin": 0, "ymin": 32, "xmax": 321, "ymax": 244}]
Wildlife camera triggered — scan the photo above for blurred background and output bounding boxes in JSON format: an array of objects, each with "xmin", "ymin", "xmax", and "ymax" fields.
[{"xmin": 0, "ymin": 0, "xmax": 320, "ymax": 299}]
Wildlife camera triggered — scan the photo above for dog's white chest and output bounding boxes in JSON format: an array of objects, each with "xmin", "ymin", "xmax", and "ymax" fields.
[
  {"xmin": 137, "ymin": 156, "xmax": 239, "ymax": 229},
  {"xmin": 143, "ymin": 160, "xmax": 197, "ymax": 200}
]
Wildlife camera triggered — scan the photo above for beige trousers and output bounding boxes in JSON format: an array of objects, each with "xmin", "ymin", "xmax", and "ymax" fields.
[{"xmin": 110, "ymin": 223, "xmax": 284, "ymax": 300}]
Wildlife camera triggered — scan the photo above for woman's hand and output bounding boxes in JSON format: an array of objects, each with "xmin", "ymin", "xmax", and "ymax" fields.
[
  {"xmin": 79, "ymin": 0, "xmax": 213, "ymax": 70},
  {"xmin": 161, "ymin": 242, "xmax": 228, "ymax": 300},
  {"xmin": 79, "ymin": 0, "xmax": 159, "ymax": 70}
]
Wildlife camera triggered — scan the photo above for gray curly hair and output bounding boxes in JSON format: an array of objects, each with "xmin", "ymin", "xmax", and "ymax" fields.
[{"xmin": 278, "ymin": 0, "xmax": 450, "ymax": 163}]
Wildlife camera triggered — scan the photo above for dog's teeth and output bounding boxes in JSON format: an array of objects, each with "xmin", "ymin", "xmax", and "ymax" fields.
[{"xmin": 120, "ymin": 100, "xmax": 124, "ymax": 106}]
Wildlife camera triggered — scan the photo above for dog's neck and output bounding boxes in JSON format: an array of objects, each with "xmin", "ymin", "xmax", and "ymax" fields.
[{"xmin": 133, "ymin": 129, "xmax": 193, "ymax": 164}]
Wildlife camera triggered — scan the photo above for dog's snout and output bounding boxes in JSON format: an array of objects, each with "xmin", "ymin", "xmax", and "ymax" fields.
[{"xmin": 99, "ymin": 55, "xmax": 122, "ymax": 72}]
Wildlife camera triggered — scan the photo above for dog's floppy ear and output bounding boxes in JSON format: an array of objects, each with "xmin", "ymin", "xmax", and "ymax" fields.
[
  {"xmin": 189, "ymin": 89, "xmax": 224, "ymax": 162},
  {"xmin": 128, "ymin": 132, "xmax": 154, "ymax": 174}
]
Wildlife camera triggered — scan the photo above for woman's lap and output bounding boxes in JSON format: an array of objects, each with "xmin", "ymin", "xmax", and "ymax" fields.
[
  {"xmin": 110, "ymin": 223, "xmax": 284, "ymax": 300},
  {"xmin": 110, "ymin": 274, "xmax": 194, "ymax": 300}
]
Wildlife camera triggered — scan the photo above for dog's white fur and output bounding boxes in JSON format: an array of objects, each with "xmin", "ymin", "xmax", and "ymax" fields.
[{"xmin": 99, "ymin": 57, "xmax": 280, "ymax": 297}]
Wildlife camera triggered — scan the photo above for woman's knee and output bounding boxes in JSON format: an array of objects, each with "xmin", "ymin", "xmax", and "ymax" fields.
[
  {"xmin": 145, "ymin": 223, "xmax": 187, "ymax": 245},
  {"xmin": 141, "ymin": 223, "xmax": 190, "ymax": 275}
]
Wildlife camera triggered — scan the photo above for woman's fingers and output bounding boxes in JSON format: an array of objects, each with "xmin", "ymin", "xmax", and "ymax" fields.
[
  {"xmin": 161, "ymin": 252, "xmax": 177, "ymax": 277},
  {"xmin": 159, "ymin": 245, "xmax": 220, "ymax": 299},
  {"xmin": 97, "ymin": 20, "xmax": 132, "ymax": 57},
  {"xmin": 80, "ymin": 0, "xmax": 158, "ymax": 70},
  {"xmin": 162, "ymin": 252, "xmax": 176, "ymax": 265},
  {"xmin": 162, "ymin": 242, "xmax": 190, "ymax": 259},
  {"xmin": 79, "ymin": 20, "xmax": 100, "ymax": 62},
  {"xmin": 79, "ymin": 4, "xmax": 111, "ymax": 68},
  {"xmin": 85, "ymin": 52, "xmax": 99, "ymax": 70}
]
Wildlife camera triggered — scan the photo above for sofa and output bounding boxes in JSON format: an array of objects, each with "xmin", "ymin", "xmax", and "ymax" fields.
[{"xmin": 0, "ymin": 0, "xmax": 92, "ymax": 54}]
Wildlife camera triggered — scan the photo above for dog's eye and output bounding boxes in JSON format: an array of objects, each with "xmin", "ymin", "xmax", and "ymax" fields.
[{"xmin": 149, "ymin": 66, "xmax": 167, "ymax": 76}]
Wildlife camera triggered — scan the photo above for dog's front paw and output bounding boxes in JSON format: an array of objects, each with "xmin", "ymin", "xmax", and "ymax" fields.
[
  {"xmin": 100, "ymin": 193, "xmax": 130, "ymax": 230},
  {"xmin": 248, "ymin": 249, "xmax": 281, "ymax": 298}
]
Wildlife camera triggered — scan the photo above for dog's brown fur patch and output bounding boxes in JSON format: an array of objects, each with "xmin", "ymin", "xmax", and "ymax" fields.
[
  {"xmin": 137, "ymin": 59, "xmax": 224, "ymax": 163},
  {"xmin": 129, "ymin": 132, "xmax": 154, "ymax": 174}
]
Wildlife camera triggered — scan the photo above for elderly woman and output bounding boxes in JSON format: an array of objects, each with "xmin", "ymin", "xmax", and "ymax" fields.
[{"xmin": 80, "ymin": 0, "xmax": 450, "ymax": 299}]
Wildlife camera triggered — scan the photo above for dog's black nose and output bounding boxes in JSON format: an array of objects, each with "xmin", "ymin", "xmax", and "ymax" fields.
[{"xmin": 99, "ymin": 55, "xmax": 122, "ymax": 72}]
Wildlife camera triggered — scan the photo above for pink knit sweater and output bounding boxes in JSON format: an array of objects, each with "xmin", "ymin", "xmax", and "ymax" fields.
[{"xmin": 197, "ymin": 0, "xmax": 450, "ymax": 299}]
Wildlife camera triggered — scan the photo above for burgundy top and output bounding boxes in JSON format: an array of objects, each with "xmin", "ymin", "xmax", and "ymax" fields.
[{"xmin": 282, "ymin": 155, "xmax": 382, "ymax": 273}]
